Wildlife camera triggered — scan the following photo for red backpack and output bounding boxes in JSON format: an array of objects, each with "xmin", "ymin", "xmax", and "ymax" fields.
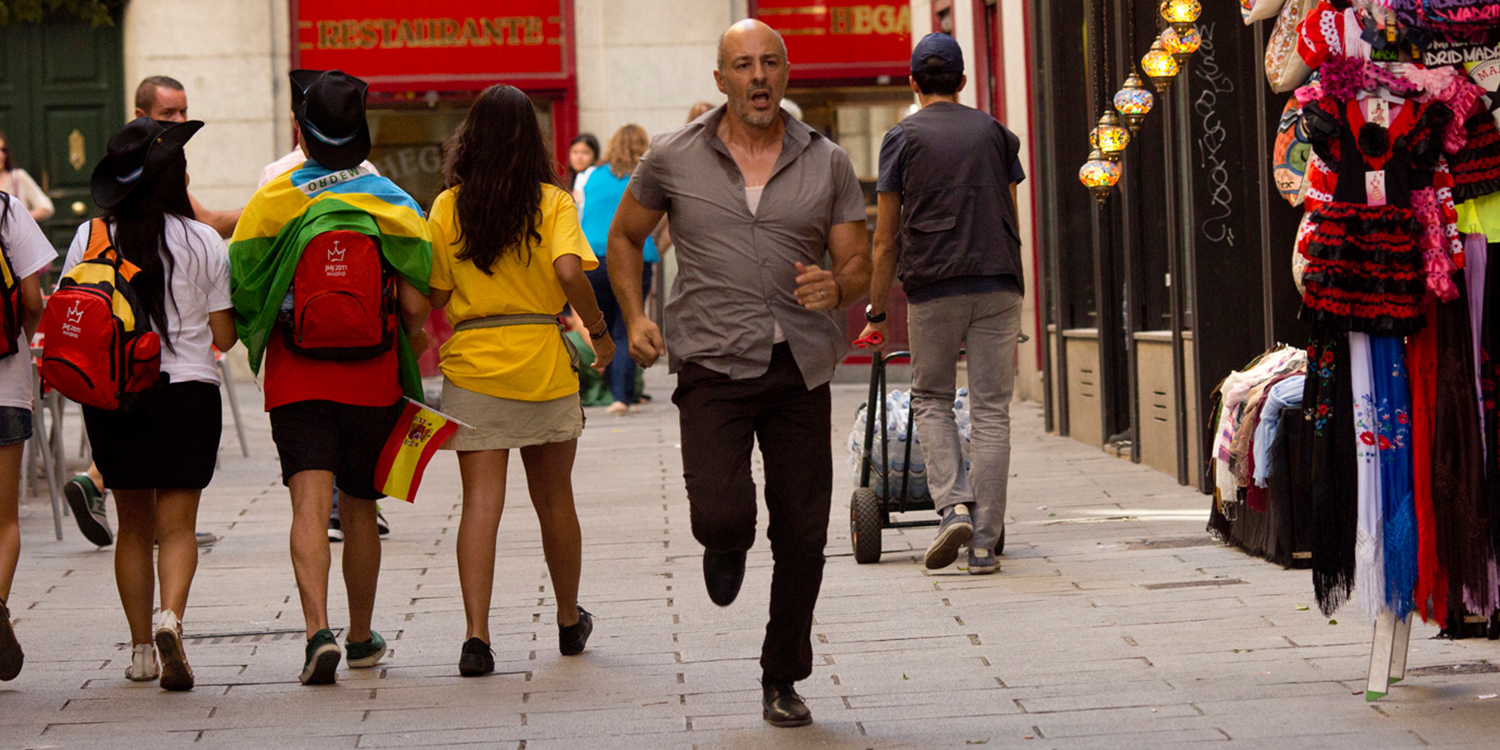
[
  {"xmin": 279, "ymin": 230, "xmax": 395, "ymax": 360},
  {"xmin": 40, "ymin": 219, "xmax": 163, "ymax": 410}
]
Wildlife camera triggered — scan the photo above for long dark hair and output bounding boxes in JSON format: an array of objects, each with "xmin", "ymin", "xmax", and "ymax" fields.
[
  {"xmin": 442, "ymin": 85, "xmax": 563, "ymax": 273},
  {"xmin": 101, "ymin": 153, "xmax": 194, "ymax": 352}
]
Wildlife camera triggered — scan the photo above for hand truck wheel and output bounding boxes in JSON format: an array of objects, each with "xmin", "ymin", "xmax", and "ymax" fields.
[{"xmin": 851, "ymin": 487, "xmax": 883, "ymax": 564}]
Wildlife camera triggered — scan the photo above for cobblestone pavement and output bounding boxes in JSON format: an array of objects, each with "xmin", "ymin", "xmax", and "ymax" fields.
[{"xmin": 4, "ymin": 371, "xmax": 1500, "ymax": 749}]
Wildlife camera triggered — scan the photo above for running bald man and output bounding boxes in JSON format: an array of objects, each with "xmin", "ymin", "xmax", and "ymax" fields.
[{"xmin": 607, "ymin": 19, "xmax": 871, "ymax": 728}]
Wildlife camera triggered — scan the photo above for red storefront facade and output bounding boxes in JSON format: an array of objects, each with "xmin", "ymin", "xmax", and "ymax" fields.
[{"xmin": 290, "ymin": 0, "xmax": 579, "ymax": 209}]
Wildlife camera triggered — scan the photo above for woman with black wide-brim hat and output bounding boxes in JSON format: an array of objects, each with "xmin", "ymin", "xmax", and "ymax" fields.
[{"xmin": 61, "ymin": 116, "xmax": 239, "ymax": 691}]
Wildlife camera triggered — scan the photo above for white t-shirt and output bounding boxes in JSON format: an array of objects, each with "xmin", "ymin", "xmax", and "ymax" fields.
[
  {"xmin": 60, "ymin": 216, "xmax": 232, "ymax": 386},
  {"xmin": 0, "ymin": 197, "xmax": 56, "ymax": 410},
  {"xmin": 745, "ymin": 185, "xmax": 787, "ymax": 345},
  {"xmin": 258, "ymin": 150, "xmax": 381, "ymax": 189}
]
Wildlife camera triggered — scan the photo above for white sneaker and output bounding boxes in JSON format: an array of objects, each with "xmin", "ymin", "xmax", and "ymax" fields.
[{"xmin": 125, "ymin": 643, "xmax": 159, "ymax": 681}]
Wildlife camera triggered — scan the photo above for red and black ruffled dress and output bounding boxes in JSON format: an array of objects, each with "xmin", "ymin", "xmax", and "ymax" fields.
[
  {"xmin": 1298, "ymin": 97, "xmax": 1452, "ymax": 335},
  {"xmin": 1450, "ymin": 112, "xmax": 1500, "ymax": 202}
]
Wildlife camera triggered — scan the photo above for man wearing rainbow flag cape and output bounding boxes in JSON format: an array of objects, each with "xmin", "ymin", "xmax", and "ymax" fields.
[{"xmin": 228, "ymin": 69, "xmax": 433, "ymax": 686}]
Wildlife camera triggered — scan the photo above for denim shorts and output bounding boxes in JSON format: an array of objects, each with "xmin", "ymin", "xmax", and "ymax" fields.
[{"xmin": 0, "ymin": 407, "xmax": 33, "ymax": 447}]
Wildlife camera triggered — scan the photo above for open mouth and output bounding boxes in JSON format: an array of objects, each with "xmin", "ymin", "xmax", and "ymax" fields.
[{"xmin": 750, "ymin": 90, "xmax": 773, "ymax": 107}]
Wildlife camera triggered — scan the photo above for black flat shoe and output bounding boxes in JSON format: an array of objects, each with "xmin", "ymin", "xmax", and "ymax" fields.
[
  {"xmin": 703, "ymin": 549, "xmax": 746, "ymax": 607},
  {"xmin": 762, "ymin": 676, "xmax": 812, "ymax": 727},
  {"xmin": 559, "ymin": 607, "xmax": 593, "ymax": 656},
  {"xmin": 459, "ymin": 637, "xmax": 494, "ymax": 677},
  {"xmin": 0, "ymin": 598, "xmax": 22, "ymax": 682}
]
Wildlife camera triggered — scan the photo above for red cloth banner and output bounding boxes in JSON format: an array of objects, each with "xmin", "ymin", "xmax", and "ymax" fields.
[
  {"xmin": 753, "ymin": 0, "xmax": 912, "ymax": 80},
  {"xmin": 292, "ymin": 0, "xmax": 570, "ymax": 91}
]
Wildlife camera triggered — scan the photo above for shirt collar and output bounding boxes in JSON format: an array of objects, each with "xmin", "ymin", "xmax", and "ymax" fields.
[{"xmin": 701, "ymin": 103, "xmax": 819, "ymax": 181}]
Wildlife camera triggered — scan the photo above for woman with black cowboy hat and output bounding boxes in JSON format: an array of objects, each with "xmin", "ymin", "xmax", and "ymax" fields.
[{"xmin": 61, "ymin": 117, "xmax": 238, "ymax": 691}]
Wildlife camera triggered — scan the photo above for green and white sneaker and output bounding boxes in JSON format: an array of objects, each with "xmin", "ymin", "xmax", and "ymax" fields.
[
  {"xmin": 64, "ymin": 475, "xmax": 113, "ymax": 547},
  {"xmin": 300, "ymin": 628, "xmax": 341, "ymax": 685},
  {"xmin": 345, "ymin": 631, "xmax": 386, "ymax": 669}
]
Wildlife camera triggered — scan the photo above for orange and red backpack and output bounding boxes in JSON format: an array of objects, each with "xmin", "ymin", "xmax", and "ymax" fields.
[{"xmin": 40, "ymin": 218, "xmax": 162, "ymax": 410}]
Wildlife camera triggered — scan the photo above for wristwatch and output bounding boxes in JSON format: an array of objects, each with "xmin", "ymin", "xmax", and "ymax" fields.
[{"xmin": 865, "ymin": 304, "xmax": 887, "ymax": 324}]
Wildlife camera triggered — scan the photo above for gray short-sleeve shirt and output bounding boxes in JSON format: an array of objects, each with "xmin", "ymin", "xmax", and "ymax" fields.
[{"xmin": 629, "ymin": 105, "xmax": 866, "ymax": 389}]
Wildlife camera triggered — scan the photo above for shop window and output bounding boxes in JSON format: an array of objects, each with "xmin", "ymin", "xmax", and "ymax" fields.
[
  {"xmin": 366, "ymin": 97, "xmax": 554, "ymax": 211},
  {"xmin": 835, "ymin": 103, "xmax": 906, "ymax": 183}
]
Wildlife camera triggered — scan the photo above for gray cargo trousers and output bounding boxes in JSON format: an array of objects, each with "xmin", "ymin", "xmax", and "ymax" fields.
[{"xmin": 908, "ymin": 290, "xmax": 1022, "ymax": 554}]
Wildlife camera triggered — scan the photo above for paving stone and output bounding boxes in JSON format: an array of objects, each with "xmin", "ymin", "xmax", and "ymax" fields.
[{"xmin": 5, "ymin": 374, "xmax": 1500, "ymax": 747}]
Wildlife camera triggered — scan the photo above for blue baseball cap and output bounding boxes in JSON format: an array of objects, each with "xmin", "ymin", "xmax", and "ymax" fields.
[{"xmin": 912, "ymin": 33, "xmax": 964, "ymax": 75}]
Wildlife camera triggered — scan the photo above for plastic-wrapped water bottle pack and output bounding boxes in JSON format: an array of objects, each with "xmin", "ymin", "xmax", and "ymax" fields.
[{"xmin": 848, "ymin": 388, "xmax": 972, "ymax": 499}]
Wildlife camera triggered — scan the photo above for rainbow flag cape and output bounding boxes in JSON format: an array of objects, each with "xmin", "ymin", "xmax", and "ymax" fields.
[
  {"xmin": 374, "ymin": 398, "xmax": 466, "ymax": 502},
  {"xmin": 228, "ymin": 161, "xmax": 432, "ymax": 402}
]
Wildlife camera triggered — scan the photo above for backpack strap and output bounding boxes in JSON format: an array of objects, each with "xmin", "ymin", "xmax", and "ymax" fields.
[{"xmin": 82, "ymin": 218, "xmax": 144, "ymax": 279}]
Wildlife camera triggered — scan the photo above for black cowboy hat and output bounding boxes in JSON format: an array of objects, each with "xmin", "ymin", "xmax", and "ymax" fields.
[
  {"xmin": 91, "ymin": 117, "xmax": 204, "ymax": 209},
  {"xmin": 290, "ymin": 69, "xmax": 372, "ymax": 171}
]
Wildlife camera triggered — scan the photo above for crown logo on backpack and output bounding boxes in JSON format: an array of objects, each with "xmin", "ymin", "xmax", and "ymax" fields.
[
  {"xmin": 66, "ymin": 301, "xmax": 85, "ymax": 325},
  {"xmin": 327, "ymin": 242, "xmax": 346, "ymax": 263}
]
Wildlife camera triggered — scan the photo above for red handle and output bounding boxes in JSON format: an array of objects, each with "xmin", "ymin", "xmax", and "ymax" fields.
[{"xmin": 854, "ymin": 331, "xmax": 883, "ymax": 349}]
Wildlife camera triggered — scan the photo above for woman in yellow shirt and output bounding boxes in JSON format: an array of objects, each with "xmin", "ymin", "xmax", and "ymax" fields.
[{"xmin": 427, "ymin": 85, "xmax": 614, "ymax": 677}]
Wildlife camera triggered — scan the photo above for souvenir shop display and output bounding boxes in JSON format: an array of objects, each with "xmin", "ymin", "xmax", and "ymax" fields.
[{"xmin": 1207, "ymin": 0, "xmax": 1500, "ymax": 701}]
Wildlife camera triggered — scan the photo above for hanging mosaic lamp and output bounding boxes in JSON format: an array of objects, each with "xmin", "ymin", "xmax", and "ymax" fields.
[
  {"xmin": 1141, "ymin": 38, "xmax": 1179, "ymax": 92},
  {"xmin": 1091, "ymin": 110, "xmax": 1131, "ymax": 161},
  {"xmin": 1161, "ymin": 25, "xmax": 1201, "ymax": 64},
  {"xmin": 1160, "ymin": 0, "xmax": 1202, "ymax": 35},
  {"xmin": 1114, "ymin": 72, "xmax": 1154, "ymax": 133},
  {"xmin": 1079, "ymin": 147, "xmax": 1122, "ymax": 203}
]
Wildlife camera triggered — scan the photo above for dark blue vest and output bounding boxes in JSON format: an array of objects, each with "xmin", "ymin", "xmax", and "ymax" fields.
[{"xmin": 895, "ymin": 102, "xmax": 1023, "ymax": 295}]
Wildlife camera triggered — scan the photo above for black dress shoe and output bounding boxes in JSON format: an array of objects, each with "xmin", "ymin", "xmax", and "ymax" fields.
[
  {"xmin": 762, "ymin": 676, "xmax": 812, "ymax": 727},
  {"xmin": 458, "ymin": 637, "xmax": 494, "ymax": 677},
  {"xmin": 703, "ymin": 549, "xmax": 746, "ymax": 606},
  {"xmin": 559, "ymin": 606, "xmax": 593, "ymax": 656}
]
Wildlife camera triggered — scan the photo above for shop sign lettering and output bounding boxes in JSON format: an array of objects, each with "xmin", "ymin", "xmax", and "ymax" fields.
[
  {"xmin": 829, "ymin": 6, "xmax": 912, "ymax": 36},
  {"xmin": 756, "ymin": 0, "xmax": 911, "ymax": 79},
  {"xmin": 295, "ymin": 0, "xmax": 568, "ymax": 91},
  {"xmin": 315, "ymin": 17, "xmax": 546, "ymax": 50}
]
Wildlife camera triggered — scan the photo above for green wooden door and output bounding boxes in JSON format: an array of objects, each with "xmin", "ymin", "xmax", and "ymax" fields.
[{"xmin": 0, "ymin": 20, "xmax": 123, "ymax": 253}]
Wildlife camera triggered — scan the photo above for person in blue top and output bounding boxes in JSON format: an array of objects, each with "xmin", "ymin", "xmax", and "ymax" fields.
[{"xmin": 580, "ymin": 124, "xmax": 657, "ymax": 415}]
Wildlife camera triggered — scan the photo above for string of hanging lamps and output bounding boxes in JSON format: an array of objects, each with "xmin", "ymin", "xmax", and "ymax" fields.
[{"xmin": 1078, "ymin": 0, "xmax": 1201, "ymax": 201}]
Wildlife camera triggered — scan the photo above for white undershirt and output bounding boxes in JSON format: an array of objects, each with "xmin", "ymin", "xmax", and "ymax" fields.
[{"xmin": 746, "ymin": 185, "xmax": 787, "ymax": 345}]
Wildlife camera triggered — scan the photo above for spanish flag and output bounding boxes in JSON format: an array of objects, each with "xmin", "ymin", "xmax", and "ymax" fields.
[{"xmin": 374, "ymin": 399, "xmax": 466, "ymax": 503}]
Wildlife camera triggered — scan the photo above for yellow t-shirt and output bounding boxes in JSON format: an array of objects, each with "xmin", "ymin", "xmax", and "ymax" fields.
[{"xmin": 428, "ymin": 184, "xmax": 598, "ymax": 401}]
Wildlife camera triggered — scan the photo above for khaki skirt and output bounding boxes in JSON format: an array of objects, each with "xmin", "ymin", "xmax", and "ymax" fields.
[{"xmin": 440, "ymin": 378, "xmax": 584, "ymax": 451}]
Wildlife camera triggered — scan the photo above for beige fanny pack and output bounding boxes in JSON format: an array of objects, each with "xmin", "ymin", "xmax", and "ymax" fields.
[{"xmin": 451, "ymin": 314, "xmax": 581, "ymax": 373}]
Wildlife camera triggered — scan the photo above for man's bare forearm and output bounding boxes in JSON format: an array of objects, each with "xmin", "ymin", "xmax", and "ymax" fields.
[
  {"xmin": 608, "ymin": 235, "xmax": 649, "ymax": 324},
  {"xmin": 868, "ymin": 235, "xmax": 897, "ymax": 314}
]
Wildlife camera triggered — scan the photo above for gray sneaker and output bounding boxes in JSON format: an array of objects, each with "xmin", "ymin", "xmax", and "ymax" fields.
[
  {"xmin": 924, "ymin": 505, "xmax": 973, "ymax": 569},
  {"xmin": 966, "ymin": 547, "xmax": 999, "ymax": 575}
]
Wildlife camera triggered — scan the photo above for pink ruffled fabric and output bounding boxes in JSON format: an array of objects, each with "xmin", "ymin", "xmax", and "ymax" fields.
[
  {"xmin": 1413, "ymin": 187, "xmax": 1460, "ymax": 302},
  {"xmin": 1407, "ymin": 66, "xmax": 1487, "ymax": 153}
]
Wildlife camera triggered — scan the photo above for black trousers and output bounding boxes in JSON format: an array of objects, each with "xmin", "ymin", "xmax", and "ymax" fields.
[{"xmin": 673, "ymin": 344, "xmax": 832, "ymax": 683}]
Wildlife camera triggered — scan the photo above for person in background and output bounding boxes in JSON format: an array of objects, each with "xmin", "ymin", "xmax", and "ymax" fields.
[
  {"xmin": 607, "ymin": 19, "xmax": 871, "ymax": 728},
  {"xmin": 132, "ymin": 76, "xmax": 242, "ymax": 238},
  {"xmin": 0, "ymin": 193, "xmax": 59, "ymax": 682},
  {"xmin": 69, "ymin": 117, "xmax": 239, "ymax": 691},
  {"xmin": 686, "ymin": 101, "xmax": 715, "ymax": 123},
  {"xmin": 581, "ymin": 124, "xmax": 656, "ymax": 415},
  {"xmin": 0, "ymin": 131, "xmax": 55, "ymax": 222},
  {"xmin": 427, "ymin": 84, "xmax": 611, "ymax": 676},
  {"xmin": 566, "ymin": 133, "xmax": 601, "ymax": 205},
  {"xmin": 859, "ymin": 34, "xmax": 1027, "ymax": 575}
]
